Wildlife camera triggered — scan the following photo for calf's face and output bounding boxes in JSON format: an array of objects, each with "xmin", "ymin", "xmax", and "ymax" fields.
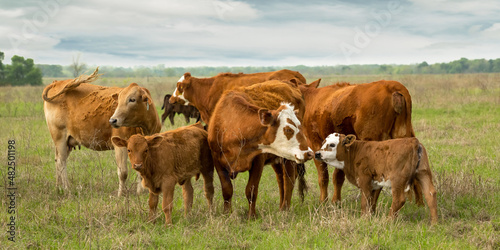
[
  {"xmin": 171, "ymin": 73, "xmax": 191, "ymax": 105},
  {"xmin": 110, "ymin": 83, "xmax": 153, "ymax": 128},
  {"xmin": 111, "ymin": 135, "xmax": 164, "ymax": 171},
  {"xmin": 258, "ymin": 103, "xmax": 314, "ymax": 163},
  {"xmin": 315, "ymin": 133, "xmax": 356, "ymax": 169}
]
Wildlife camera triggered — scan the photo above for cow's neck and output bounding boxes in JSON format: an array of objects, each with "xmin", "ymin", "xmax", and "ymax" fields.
[
  {"xmin": 187, "ymin": 77, "xmax": 215, "ymax": 123},
  {"xmin": 141, "ymin": 105, "xmax": 162, "ymax": 135}
]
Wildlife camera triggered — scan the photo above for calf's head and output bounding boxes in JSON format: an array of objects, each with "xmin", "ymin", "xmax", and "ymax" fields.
[
  {"xmin": 315, "ymin": 133, "xmax": 356, "ymax": 169},
  {"xmin": 111, "ymin": 135, "xmax": 164, "ymax": 172},
  {"xmin": 109, "ymin": 83, "xmax": 154, "ymax": 129},
  {"xmin": 170, "ymin": 72, "xmax": 191, "ymax": 105},
  {"xmin": 258, "ymin": 103, "xmax": 314, "ymax": 163}
]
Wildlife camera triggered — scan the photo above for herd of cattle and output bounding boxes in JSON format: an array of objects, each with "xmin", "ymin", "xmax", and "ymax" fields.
[{"xmin": 42, "ymin": 67, "xmax": 438, "ymax": 225}]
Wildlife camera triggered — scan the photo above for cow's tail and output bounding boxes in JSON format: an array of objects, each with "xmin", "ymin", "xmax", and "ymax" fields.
[
  {"xmin": 407, "ymin": 143, "xmax": 425, "ymax": 206},
  {"xmin": 297, "ymin": 163, "xmax": 308, "ymax": 202},
  {"xmin": 391, "ymin": 91, "xmax": 415, "ymax": 138},
  {"xmin": 42, "ymin": 67, "xmax": 100, "ymax": 102}
]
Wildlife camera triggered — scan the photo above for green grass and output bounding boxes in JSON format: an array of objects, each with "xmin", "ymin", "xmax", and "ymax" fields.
[{"xmin": 0, "ymin": 73, "xmax": 499, "ymax": 249}]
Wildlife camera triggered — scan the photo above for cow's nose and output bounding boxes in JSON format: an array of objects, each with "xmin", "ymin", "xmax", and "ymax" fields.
[
  {"xmin": 133, "ymin": 163, "xmax": 143, "ymax": 170},
  {"xmin": 305, "ymin": 151, "xmax": 314, "ymax": 160},
  {"xmin": 314, "ymin": 152, "xmax": 322, "ymax": 160},
  {"xmin": 109, "ymin": 118, "xmax": 117, "ymax": 125}
]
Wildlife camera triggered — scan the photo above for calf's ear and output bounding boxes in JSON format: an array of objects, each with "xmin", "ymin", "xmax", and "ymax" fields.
[
  {"xmin": 112, "ymin": 136, "xmax": 128, "ymax": 148},
  {"xmin": 148, "ymin": 135, "xmax": 164, "ymax": 148},
  {"xmin": 258, "ymin": 109, "xmax": 274, "ymax": 126},
  {"xmin": 309, "ymin": 79, "xmax": 321, "ymax": 88},
  {"xmin": 112, "ymin": 93, "xmax": 119, "ymax": 101},
  {"xmin": 343, "ymin": 134, "xmax": 356, "ymax": 147}
]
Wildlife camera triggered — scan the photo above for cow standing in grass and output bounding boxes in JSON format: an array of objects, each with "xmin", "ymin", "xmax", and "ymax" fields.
[
  {"xmin": 112, "ymin": 122, "xmax": 214, "ymax": 225},
  {"xmin": 43, "ymin": 68, "xmax": 161, "ymax": 196}
]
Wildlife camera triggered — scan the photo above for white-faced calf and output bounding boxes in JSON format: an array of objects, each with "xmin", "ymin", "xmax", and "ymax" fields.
[
  {"xmin": 315, "ymin": 133, "xmax": 438, "ymax": 224},
  {"xmin": 112, "ymin": 123, "xmax": 214, "ymax": 225}
]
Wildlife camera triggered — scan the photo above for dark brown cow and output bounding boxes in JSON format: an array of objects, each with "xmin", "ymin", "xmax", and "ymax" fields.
[
  {"xmin": 170, "ymin": 69, "xmax": 306, "ymax": 124},
  {"xmin": 208, "ymin": 80, "xmax": 314, "ymax": 218},
  {"xmin": 112, "ymin": 122, "xmax": 214, "ymax": 225},
  {"xmin": 299, "ymin": 79, "xmax": 426, "ymax": 204},
  {"xmin": 315, "ymin": 133, "xmax": 438, "ymax": 224},
  {"xmin": 43, "ymin": 68, "xmax": 161, "ymax": 196},
  {"xmin": 160, "ymin": 94, "xmax": 200, "ymax": 126}
]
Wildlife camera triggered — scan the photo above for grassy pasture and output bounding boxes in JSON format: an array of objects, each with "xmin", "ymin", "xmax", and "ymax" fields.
[{"xmin": 0, "ymin": 73, "xmax": 499, "ymax": 249}]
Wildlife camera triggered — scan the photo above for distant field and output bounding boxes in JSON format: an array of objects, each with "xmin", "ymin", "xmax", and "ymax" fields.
[{"xmin": 0, "ymin": 73, "xmax": 498, "ymax": 249}]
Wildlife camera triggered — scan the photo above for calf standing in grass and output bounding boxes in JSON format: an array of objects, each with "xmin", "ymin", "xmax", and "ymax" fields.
[
  {"xmin": 315, "ymin": 133, "xmax": 438, "ymax": 224},
  {"xmin": 112, "ymin": 122, "xmax": 214, "ymax": 225}
]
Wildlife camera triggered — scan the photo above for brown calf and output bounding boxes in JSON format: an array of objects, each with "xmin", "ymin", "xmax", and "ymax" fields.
[
  {"xmin": 112, "ymin": 123, "xmax": 214, "ymax": 225},
  {"xmin": 160, "ymin": 94, "xmax": 201, "ymax": 126},
  {"xmin": 315, "ymin": 133, "xmax": 438, "ymax": 224}
]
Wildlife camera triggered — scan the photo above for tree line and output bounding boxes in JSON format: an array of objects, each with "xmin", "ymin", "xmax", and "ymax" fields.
[{"xmin": 0, "ymin": 51, "xmax": 43, "ymax": 86}]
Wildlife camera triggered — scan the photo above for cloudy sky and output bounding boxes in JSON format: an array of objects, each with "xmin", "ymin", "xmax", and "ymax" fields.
[{"xmin": 1, "ymin": 0, "xmax": 499, "ymax": 67}]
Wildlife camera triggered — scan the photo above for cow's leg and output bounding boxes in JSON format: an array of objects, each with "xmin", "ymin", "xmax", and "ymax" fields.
[
  {"xmin": 418, "ymin": 171, "xmax": 438, "ymax": 224},
  {"xmin": 246, "ymin": 157, "xmax": 265, "ymax": 219},
  {"xmin": 136, "ymin": 175, "xmax": 146, "ymax": 194},
  {"xmin": 332, "ymin": 168, "xmax": 345, "ymax": 203},
  {"xmin": 169, "ymin": 113, "xmax": 175, "ymax": 126},
  {"xmin": 160, "ymin": 111, "xmax": 168, "ymax": 125},
  {"xmin": 114, "ymin": 147, "xmax": 128, "ymax": 197},
  {"xmin": 54, "ymin": 136, "xmax": 70, "ymax": 191},
  {"xmin": 183, "ymin": 113, "xmax": 190, "ymax": 124},
  {"xmin": 371, "ymin": 188, "xmax": 383, "ymax": 214},
  {"xmin": 161, "ymin": 180, "xmax": 176, "ymax": 225},
  {"xmin": 313, "ymin": 159, "xmax": 330, "ymax": 202},
  {"xmin": 271, "ymin": 162, "xmax": 285, "ymax": 207},
  {"xmin": 360, "ymin": 183, "xmax": 373, "ymax": 216},
  {"xmin": 389, "ymin": 184, "xmax": 406, "ymax": 220},
  {"xmin": 182, "ymin": 178, "xmax": 194, "ymax": 216},
  {"xmin": 200, "ymin": 166, "xmax": 215, "ymax": 209},
  {"xmin": 413, "ymin": 146, "xmax": 430, "ymax": 206},
  {"xmin": 148, "ymin": 192, "xmax": 159, "ymax": 222},
  {"xmin": 281, "ymin": 160, "xmax": 297, "ymax": 210},
  {"xmin": 215, "ymin": 162, "xmax": 233, "ymax": 213}
]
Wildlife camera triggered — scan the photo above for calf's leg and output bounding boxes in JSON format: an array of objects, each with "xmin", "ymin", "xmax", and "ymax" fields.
[
  {"xmin": 215, "ymin": 162, "xmax": 233, "ymax": 213},
  {"xmin": 200, "ymin": 167, "xmax": 215, "ymax": 209},
  {"xmin": 332, "ymin": 168, "xmax": 346, "ymax": 203},
  {"xmin": 418, "ymin": 171, "xmax": 438, "ymax": 224},
  {"xmin": 281, "ymin": 160, "xmax": 297, "ymax": 210},
  {"xmin": 148, "ymin": 192, "xmax": 159, "ymax": 222},
  {"xmin": 182, "ymin": 178, "xmax": 194, "ymax": 216},
  {"xmin": 271, "ymin": 162, "xmax": 285, "ymax": 207},
  {"xmin": 313, "ymin": 159, "xmax": 330, "ymax": 202},
  {"xmin": 161, "ymin": 181, "xmax": 176, "ymax": 225},
  {"xmin": 246, "ymin": 157, "xmax": 265, "ymax": 218}
]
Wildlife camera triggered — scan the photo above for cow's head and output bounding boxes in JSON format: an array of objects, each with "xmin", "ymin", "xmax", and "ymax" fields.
[
  {"xmin": 109, "ymin": 83, "xmax": 155, "ymax": 129},
  {"xmin": 111, "ymin": 135, "xmax": 163, "ymax": 172},
  {"xmin": 258, "ymin": 103, "xmax": 314, "ymax": 163},
  {"xmin": 170, "ymin": 72, "xmax": 191, "ymax": 105},
  {"xmin": 314, "ymin": 133, "xmax": 356, "ymax": 169}
]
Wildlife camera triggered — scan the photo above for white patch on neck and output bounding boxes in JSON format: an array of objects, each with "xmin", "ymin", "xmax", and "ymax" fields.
[
  {"xmin": 258, "ymin": 103, "xmax": 311, "ymax": 162},
  {"xmin": 172, "ymin": 75, "xmax": 189, "ymax": 105}
]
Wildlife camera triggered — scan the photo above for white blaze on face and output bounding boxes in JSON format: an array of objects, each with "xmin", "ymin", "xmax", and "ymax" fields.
[
  {"xmin": 318, "ymin": 133, "xmax": 344, "ymax": 169},
  {"xmin": 258, "ymin": 103, "xmax": 312, "ymax": 163},
  {"xmin": 172, "ymin": 75, "xmax": 189, "ymax": 105}
]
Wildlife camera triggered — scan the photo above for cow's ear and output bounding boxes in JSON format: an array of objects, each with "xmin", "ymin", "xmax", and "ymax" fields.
[
  {"xmin": 258, "ymin": 109, "xmax": 274, "ymax": 126},
  {"xmin": 148, "ymin": 135, "xmax": 164, "ymax": 148},
  {"xmin": 343, "ymin": 134, "xmax": 356, "ymax": 147},
  {"xmin": 140, "ymin": 89, "xmax": 153, "ymax": 106},
  {"xmin": 289, "ymin": 78, "xmax": 298, "ymax": 86},
  {"xmin": 184, "ymin": 72, "xmax": 191, "ymax": 79},
  {"xmin": 112, "ymin": 93, "xmax": 119, "ymax": 101},
  {"xmin": 309, "ymin": 79, "xmax": 321, "ymax": 88},
  {"xmin": 112, "ymin": 136, "xmax": 128, "ymax": 148}
]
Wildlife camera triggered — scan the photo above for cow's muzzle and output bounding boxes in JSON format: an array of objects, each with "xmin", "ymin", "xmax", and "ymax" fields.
[
  {"xmin": 133, "ymin": 163, "xmax": 143, "ymax": 170},
  {"xmin": 295, "ymin": 150, "xmax": 314, "ymax": 163},
  {"xmin": 109, "ymin": 118, "xmax": 119, "ymax": 128},
  {"xmin": 314, "ymin": 152, "xmax": 322, "ymax": 161}
]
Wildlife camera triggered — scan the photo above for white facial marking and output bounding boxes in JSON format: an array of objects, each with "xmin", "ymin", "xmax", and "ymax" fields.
[
  {"xmin": 172, "ymin": 75, "xmax": 189, "ymax": 105},
  {"xmin": 258, "ymin": 103, "xmax": 312, "ymax": 163},
  {"xmin": 317, "ymin": 133, "xmax": 344, "ymax": 169}
]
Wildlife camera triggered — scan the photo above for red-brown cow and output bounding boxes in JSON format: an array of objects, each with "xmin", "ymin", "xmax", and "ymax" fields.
[
  {"xmin": 299, "ymin": 79, "xmax": 427, "ymax": 204},
  {"xmin": 208, "ymin": 80, "xmax": 314, "ymax": 218},
  {"xmin": 315, "ymin": 133, "xmax": 438, "ymax": 224},
  {"xmin": 43, "ymin": 68, "xmax": 161, "ymax": 196},
  {"xmin": 112, "ymin": 123, "xmax": 214, "ymax": 225}
]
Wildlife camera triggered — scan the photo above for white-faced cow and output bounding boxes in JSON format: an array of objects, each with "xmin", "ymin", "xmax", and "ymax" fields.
[
  {"xmin": 42, "ymin": 68, "xmax": 161, "ymax": 196},
  {"xmin": 208, "ymin": 80, "xmax": 314, "ymax": 218},
  {"xmin": 315, "ymin": 133, "xmax": 438, "ymax": 224},
  {"xmin": 299, "ymin": 79, "xmax": 427, "ymax": 205}
]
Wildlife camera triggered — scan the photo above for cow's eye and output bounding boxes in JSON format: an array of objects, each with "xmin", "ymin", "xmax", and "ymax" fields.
[
  {"xmin": 127, "ymin": 149, "xmax": 131, "ymax": 153},
  {"xmin": 129, "ymin": 98, "xmax": 136, "ymax": 103},
  {"xmin": 329, "ymin": 143, "xmax": 336, "ymax": 147}
]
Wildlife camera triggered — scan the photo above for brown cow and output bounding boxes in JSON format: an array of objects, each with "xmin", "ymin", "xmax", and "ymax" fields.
[
  {"xmin": 43, "ymin": 68, "xmax": 161, "ymax": 196},
  {"xmin": 171, "ymin": 70, "xmax": 310, "ymax": 203},
  {"xmin": 315, "ymin": 133, "xmax": 438, "ymax": 224},
  {"xmin": 299, "ymin": 79, "xmax": 426, "ymax": 205},
  {"xmin": 208, "ymin": 80, "xmax": 314, "ymax": 218},
  {"xmin": 160, "ymin": 94, "xmax": 200, "ymax": 126},
  {"xmin": 112, "ymin": 122, "xmax": 214, "ymax": 225},
  {"xmin": 170, "ymin": 69, "xmax": 306, "ymax": 124}
]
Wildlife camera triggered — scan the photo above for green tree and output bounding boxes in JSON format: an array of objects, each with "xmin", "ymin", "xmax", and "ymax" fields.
[
  {"xmin": 3, "ymin": 55, "xmax": 43, "ymax": 86},
  {"xmin": 0, "ymin": 51, "xmax": 5, "ymax": 83}
]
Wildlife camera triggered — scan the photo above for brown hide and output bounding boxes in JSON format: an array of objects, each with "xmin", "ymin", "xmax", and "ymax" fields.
[
  {"xmin": 109, "ymin": 83, "xmax": 161, "ymax": 135},
  {"xmin": 207, "ymin": 80, "xmax": 312, "ymax": 217},
  {"xmin": 315, "ymin": 134, "xmax": 438, "ymax": 224},
  {"xmin": 299, "ymin": 79, "xmax": 418, "ymax": 203},
  {"xmin": 160, "ymin": 94, "xmax": 201, "ymax": 126},
  {"xmin": 42, "ymin": 68, "xmax": 158, "ymax": 196},
  {"xmin": 112, "ymin": 123, "xmax": 214, "ymax": 225},
  {"xmin": 171, "ymin": 69, "xmax": 306, "ymax": 124}
]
